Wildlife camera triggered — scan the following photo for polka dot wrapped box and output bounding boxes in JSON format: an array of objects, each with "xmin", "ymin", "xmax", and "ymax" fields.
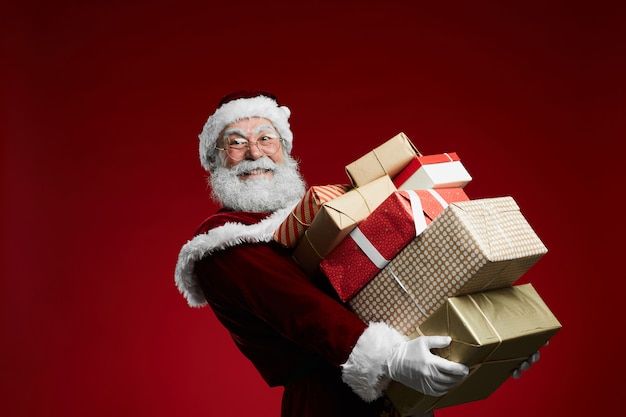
[{"xmin": 348, "ymin": 196, "xmax": 548, "ymax": 335}]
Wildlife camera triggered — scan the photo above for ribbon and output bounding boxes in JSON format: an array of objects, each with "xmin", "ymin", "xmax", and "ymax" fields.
[
  {"xmin": 290, "ymin": 212, "xmax": 310, "ymax": 227},
  {"xmin": 349, "ymin": 227, "xmax": 390, "ymax": 269},
  {"xmin": 387, "ymin": 265, "xmax": 429, "ymax": 319},
  {"xmin": 370, "ymin": 149, "xmax": 390, "ymax": 177},
  {"xmin": 474, "ymin": 200, "xmax": 518, "ymax": 291},
  {"xmin": 350, "ymin": 189, "xmax": 450, "ymax": 270},
  {"xmin": 352, "ymin": 187, "xmax": 375, "ymax": 214},
  {"xmin": 423, "ymin": 293, "xmax": 506, "ymax": 412},
  {"xmin": 467, "ymin": 293, "xmax": 503, "ymax": 363},
  {"xmin": 425, "ymin": 189, "xmax": 449, "ymax": 210},
  {"xmin": 302, "ymin": 230, "xmax": 324, "ymax": 261},
  {"xmin": 350, "ymin": 190, "xmax": 431, "ymax": 270},
  {"xmin": 407, "ymin": 190, "xmax": 427, "ymax": 236}
]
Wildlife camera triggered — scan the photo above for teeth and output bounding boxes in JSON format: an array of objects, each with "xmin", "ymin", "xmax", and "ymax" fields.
[{"xmin": 240, "ymin": 168, "xmax": 272, "ymax": 176}]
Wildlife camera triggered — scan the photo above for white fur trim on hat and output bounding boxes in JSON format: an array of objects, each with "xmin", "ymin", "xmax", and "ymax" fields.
[
  {"xmin": 341, "ymin": 322, "xmax": 408, "ymax": 402},
  {"xmin": 198, "ymin": 95, "xmax": 293, "ymax": 172}
]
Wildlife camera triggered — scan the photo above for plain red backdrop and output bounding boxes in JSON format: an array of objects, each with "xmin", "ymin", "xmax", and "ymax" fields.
[{"xmin": 2, "ymin": 1, "xmax": 625, "ymax": 416}]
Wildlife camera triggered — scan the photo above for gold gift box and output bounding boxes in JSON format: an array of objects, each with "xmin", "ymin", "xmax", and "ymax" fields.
[
  {"xmin": 349, "ymin": 197, "xmax": 548, "ymax": 334},
  {"xmin": 345, "ymin": 132, "xmax": 420, "ymax": 187},
  {"xmin": 293, "ymin": 175, "xmax": 396, "ymax": 275},
  {"xmin": 386, "ymin": 284, "xmax": 561, "ymax": 415}
]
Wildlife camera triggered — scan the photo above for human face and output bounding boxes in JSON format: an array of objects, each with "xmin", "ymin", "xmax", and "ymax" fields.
[{"xmin": 219, "ymin": 117, "xmax": 284, "ymax": 179}]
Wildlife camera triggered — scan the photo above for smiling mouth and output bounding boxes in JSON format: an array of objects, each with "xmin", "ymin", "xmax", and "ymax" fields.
[{"xmin": 238, "ymin": 168, "xmax": 274, "ymax": 178}]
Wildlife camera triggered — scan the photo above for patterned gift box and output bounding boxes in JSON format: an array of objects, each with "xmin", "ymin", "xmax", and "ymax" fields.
[
  {"xmin": 320, "ymin": 188, "xmax": 469, "ymax": 302},
  {"xmin": 292, "ymin": 175, "xmax": 396, "ymax": 275},
  {"xmin": 273, "ymin": 184, "xmax": 351, "ymax": 248},
  {"xmin": 387, "ymin": 284, "xmax": 561, "ymax": 415},
  {"xmin": 393, "ymin": 152, "xmax": 472, "ymax": 190},
  {"xmin": 348, "ymin": 197, "xmax": 548, "ymax": 335},
  {"xmin": 345, "ymin": 132, "xmax": 420, "ymax": 187}
]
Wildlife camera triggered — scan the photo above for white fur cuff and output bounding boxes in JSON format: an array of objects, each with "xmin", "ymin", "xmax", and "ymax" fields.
[{"xmin": 341, "ymin": 322, "xmax": 408, "ymax": 402}]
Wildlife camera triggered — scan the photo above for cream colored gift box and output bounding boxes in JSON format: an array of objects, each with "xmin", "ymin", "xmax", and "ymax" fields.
[
  {"xmin": 349, "ymin": 197, "xmax": 548, "ymax": 334},
  {"xmin": 345, "ymin": 132, "xmax": 420, "ymax": 187}
]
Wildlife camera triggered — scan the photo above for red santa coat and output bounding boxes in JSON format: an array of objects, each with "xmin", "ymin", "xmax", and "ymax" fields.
[{"xmin": 175, "ymin": 207, "xmax": 413, "ymax": 417}]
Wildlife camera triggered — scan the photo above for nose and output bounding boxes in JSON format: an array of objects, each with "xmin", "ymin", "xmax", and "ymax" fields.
[{"xmin": 246, "ymin": 142, "xmax": 263, "ymax": 160}]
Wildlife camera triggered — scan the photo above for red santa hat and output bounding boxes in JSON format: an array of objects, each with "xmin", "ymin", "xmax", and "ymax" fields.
[{"xmin": 198, "ymin": 91, "xmax": 293, "ymax": 171}]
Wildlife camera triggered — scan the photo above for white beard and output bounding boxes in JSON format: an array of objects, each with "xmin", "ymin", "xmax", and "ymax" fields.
[{"xmin": 209, "ymin": 155, "xmax": 307, "ymax": 212}]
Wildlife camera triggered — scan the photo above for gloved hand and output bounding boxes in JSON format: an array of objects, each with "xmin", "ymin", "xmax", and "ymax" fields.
[
  {"xmin": 512, "ymin": 350, "xmax": 541, "ymax": 379},
  {"xmin": 385, "ymin": 335, "xmax": 469, "ymax": 397},
  {"xmin": 512, "ymin": 340, "xmax": 548, "ymax": 378}
]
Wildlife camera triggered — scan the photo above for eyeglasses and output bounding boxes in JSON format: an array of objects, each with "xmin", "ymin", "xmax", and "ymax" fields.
[{"xmin": 216, "ymin": 135, "xmax": 282, "ymax": 161}]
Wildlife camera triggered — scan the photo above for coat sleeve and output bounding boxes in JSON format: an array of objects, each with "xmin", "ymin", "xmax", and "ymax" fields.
[
  {"xmin": 194, "ymin": 242, "xmax": 407, "ymax": 402},
  {"xmin": 195, "ymin": 243, "xmax": 367, "ymax": 365}
]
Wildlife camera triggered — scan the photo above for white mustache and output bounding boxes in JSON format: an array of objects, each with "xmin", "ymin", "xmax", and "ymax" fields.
[{"xmin": 230, "ymin": 157, "xmax": 277, "ymax": 176}]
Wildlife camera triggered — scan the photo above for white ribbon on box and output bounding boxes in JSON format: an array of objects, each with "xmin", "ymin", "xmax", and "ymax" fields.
[
  {"xmin": 348, "ymin": 190, "xmax": 448, "ymax": 268},
  {"xmin": 349, "ymin": 189, "xmax": 449, "ymax": 318}
]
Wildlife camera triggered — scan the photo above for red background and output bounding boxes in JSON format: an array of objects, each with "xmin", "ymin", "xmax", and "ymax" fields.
[{"xmin": 2, "ymin": 1, "xmax": 625, "ymax": 416}]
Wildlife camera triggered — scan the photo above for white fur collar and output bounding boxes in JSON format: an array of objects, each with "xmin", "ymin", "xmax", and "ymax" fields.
[{"xmin": 174, "ymin": 204, "xmax": 295, "ymax": 307}]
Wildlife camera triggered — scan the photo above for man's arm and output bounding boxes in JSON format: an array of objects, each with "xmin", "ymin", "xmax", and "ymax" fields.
[
  {"xmin": 194, "ymin": 242, "xmax": 467, "ymax": 402},
  {"xmin": 195, "ymin": 243, "xmax": 372, "ymax": 367}
]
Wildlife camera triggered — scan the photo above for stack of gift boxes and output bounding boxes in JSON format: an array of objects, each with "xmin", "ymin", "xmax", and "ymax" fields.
[{"xmin": 273, "ymin": 133, "xmax": 561, "ymax": 416}]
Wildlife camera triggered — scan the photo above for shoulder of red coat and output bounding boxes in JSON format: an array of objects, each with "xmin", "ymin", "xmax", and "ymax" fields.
[{"xmin": 193, "ymin": 209, "xmax": 273, "ymax": 236}]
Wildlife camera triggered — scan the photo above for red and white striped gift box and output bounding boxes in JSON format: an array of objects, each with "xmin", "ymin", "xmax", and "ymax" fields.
[{"xmin": 274, "ymin": 184, "xmax": 351, "ymax": 248}]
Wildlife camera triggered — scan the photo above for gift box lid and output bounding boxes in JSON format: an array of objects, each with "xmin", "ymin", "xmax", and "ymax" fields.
[{"xmin": 393, "ymin": 152, "xmax": 461, "ymax": 188}]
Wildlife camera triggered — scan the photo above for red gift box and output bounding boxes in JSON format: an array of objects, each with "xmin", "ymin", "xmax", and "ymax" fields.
[
  {"xmin": 393, "ymin": 152, "xmax": 471, "ymax": 190},
  {"xmin": 320, "ymin": 188, "xmax": 469, "ymax": 302}
]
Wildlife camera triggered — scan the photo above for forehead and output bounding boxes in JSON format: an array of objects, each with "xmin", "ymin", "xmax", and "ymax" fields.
[{"xmin": 224, "ymin": 117, "xmax": 277, "ymax": 133}]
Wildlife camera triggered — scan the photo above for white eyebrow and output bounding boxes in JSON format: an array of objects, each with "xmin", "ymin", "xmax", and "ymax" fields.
[
  {"xmin": 253, "ymin": 124, "xmax": 278, "ymax": 136},
  {"xmin": 222, "ymin": 128, "xmax": 247, "ymax": 139},
  {"xmin": 222, "ymin": 125, "xmax": 279, "ymax": 141}
]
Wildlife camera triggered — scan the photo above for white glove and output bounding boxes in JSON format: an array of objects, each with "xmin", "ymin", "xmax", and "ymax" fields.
[
  {"xmin": 512, "ymin": 340, "xmax": 548, "ymax": 378},
  {"xmin": 385, "ymin": 335, "xmax": 469, "ymax": 397},
  {"xmin": 512, "ymin": 350, "xmax": 541, "ymax": 379}
]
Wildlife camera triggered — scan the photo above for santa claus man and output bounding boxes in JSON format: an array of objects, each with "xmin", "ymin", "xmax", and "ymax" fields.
[{"xmin": 174, "ymin": 92, "xmax": 536, "ymax": 417}]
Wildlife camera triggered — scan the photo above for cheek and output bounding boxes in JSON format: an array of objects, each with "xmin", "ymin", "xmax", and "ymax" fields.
[
  {"xmin": 270, "ymin": 151, "xmax": 284, "ymax": 165},
  {"xmin": 225, "ymin": 156, "xmax": 239, "ymax": 168}
]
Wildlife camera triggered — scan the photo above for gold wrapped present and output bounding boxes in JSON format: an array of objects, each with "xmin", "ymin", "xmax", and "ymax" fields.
[
  {"xmin": 349, "ymin": 197, "xmax": 548, "ymax": 334},
  {"xmin": 386, "ymin": 284, "xmax": 561, "ymax": 415}
]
